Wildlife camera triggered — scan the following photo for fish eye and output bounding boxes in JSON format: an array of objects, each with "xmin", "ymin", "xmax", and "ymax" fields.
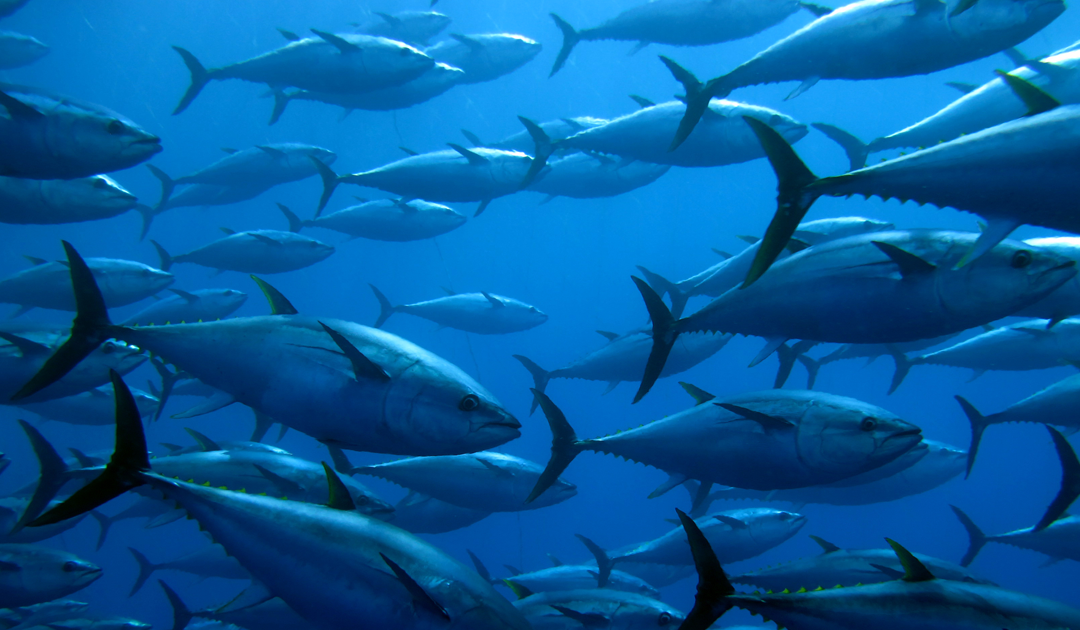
[
  {"xmin": 1011, "ymin": 250, "xmax": 1033, "ymax": 269},
  {"xmin": 62, "ymin": 561, "xmax": 79, "ymax": 572},
  {"xmin": 458, "ymin": 394, "xmax": 480, "ymax": 412},
  {"xmin": 399, "ymin": 47, "xmax": 410, "ymax": 56},
  {"xmin": 860, "ymin": 417, "xmax": 878, "ymax": 432},
  {"xmin": 769, "ymin": 114, "xmax": 783, "ymax": 126},
  {"xmin": 657, "ymin": 612, "xmax": 672, "ymax": 627},
  {"xmin": 92, "ymin": 177, "xmax": 109, "ymax": 189},
  {"xmin": 101, "ymin": 342, "xmax": 117, "ymax": 355},
  {"xmin": 106, "ymin": 119, "xmax": 126, "ymax": 135},
  {"xmin": 779, "ymin": 512, "xmax": 793, "ymax": 520},
  {"xmin": 355, "ymin": 495, "xmax": 370, "ymax": 505}
]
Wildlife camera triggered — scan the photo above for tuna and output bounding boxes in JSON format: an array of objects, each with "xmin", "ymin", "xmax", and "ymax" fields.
[
  {"xmin": 120, "ymin": 288, "xmax": 248, "ymax": 326},
  {"xmin": 17, "ymin": 385, "xmax": 157, "ymax": 425},
  {"xmin": 12, "ymin": 244, "xmax": 520, "ymax": 456},
  {"xmin": 0, "ymin": 175, "xmax": 137, "ymax": 226},
  {"xmin": 0, "ymin": 84, "xmax": 161, "ymax": 179},
  {"xmin": 0, "ymin": 545, "xmax": 101, "ymax": 608},
  {"xmin": 513, "ymin": 589, "xmax": 682, "ymax": 630},
  {"xmin": 0, "ymin": 256, "xmax": 173, "ymax": 315},
  {"xmin": 425, "ymin": 33, "xmax": 541, "ymax": 84},
  {"xmin": 281, "ymin": 199, "xmax": 465, "ymax": 242},
  {"xmin": 527, "ymin": 152, "xmax": 670, "ymax": 202},
  {"xmin": 0, "ymin": 30, "xmax": 47, "ymax": 69},
  {"xmin": 1016, "ymin": 236, "xmax": 1080, "ymax": 322},
  {"xmin": 527, "ymin": 389, "xmax": 922, "ymax": 497},
  {"xmin": 354, "ymin": 11, "xmax": 452, "ymax": 46},
  {"xmin": 127, "ymin": 545, "xmax": 247, "ymax": 596},
  {"xmin": 664, "ymin": 0, "xmax": 1065, "ymax": 149},
  {"xmin": 370, "ymin": 285, "xmax": 548, "ymax": 334},
  {"xmin": 151, "ymin": 230, "xmax": 334, "ymax": 275}
]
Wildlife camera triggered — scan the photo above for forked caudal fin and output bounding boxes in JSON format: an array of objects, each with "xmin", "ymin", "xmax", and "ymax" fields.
[
  {"xmin": 548, "ymin": 14, "xmax": 580, "ymax": 77},
  {"xmin": 949, "ymin": 505, "xmax": 988, "ymax": 567},
  {"xmin": 512, "ymin": 356, "xmax": 551, "ymax": 415},
  {"xmin": 158, "ymin": 580, "xmax": 194, "ymax": 630},
  {"xmin": 812, "ymin": 123, "xmax": 869, "ymax": 171},
  {"xmin": 1036, "ymin": 425, "xmax": 1080, "ymax": 531},
  {"xmin": 676, "ymin": 508, "xmax": 736, "ymax": 630},
  {"xmin": 954, "ymin": 395, "xmax": 990, "ymax": 479},
  {"xmin": 11, "ymin": 241, "xmax": 118, "ymax": 402},
  {"xmin": 518, "ymin": 115, "xmax": 554, "ymax": 190},
  {"xmin": 575, "ymin": 534, "xmax": 615, "ymax": 588},
  {"xmin": 311, "ymin": 157, "xmax": 341, "ymax": 217},
  {"xmin": 741, "ymin": 116, "xmax": 822, "ymax": 288},
  {"xmin": 368, "ymin": 284, "xmax": 399, "ymax": 329},
  {"xmin": 526, "ymin": 389, "xmax": 582, "ymax": 504},
  {"xmin": 631, "ymin": 276, "xmax": 679, "ymax": 404},
  {"xmin": 172, "ymin": 46, "xmax": 212, "ymax": 116},
  {"xmin": 659, "ymin": 55, "xmax": 714, "ymax": 152}
]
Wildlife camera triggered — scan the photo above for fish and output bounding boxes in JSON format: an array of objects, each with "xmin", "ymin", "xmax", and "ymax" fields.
[
  {"xmin": 0, "ymin": 0, "xmax": 29, "ymax": 18},
  {"xmin": 462, "ymin": 116, "xmax": 608, "ymax": 155},
  {"xmin": 1016, "ymin": 236, "xmax": 1080, "ymax": 323},
  {"xmin": 0, "ymin": 327, "xmax": 145, "ymax": 403},
  {"xmin": 0, "ymin": 600, "xmax": 90, "ymax": 630},
  {"xmin": 484, "ymin": 550, "xmax": 662, "ymax": 600},
  {"xmin": 120, "ymin": 288, "xmax": 248, "ymax": 326},
  {"xmin": 632, "ymin": 229, "xmax": 1077, "ymax": 402},
  {"xmin": 730, "ymin": 534, "xmax": 990, "ymax": 591},
  {"xmin": 0, "ymin": 498, "xmax": 86, "ymax": 544},
  {"xmin": 0, "ymin": 544, "xmax": 101, "ymax": 608},
  {"xmin": 638, "ymin": 216, "xmax": 894, "ymax": 317},
  {"xmin": 0, "ymin": 175, "xmax": 138, "ymax": 226},
  {"xmin": 27, "ymin": 373, "xmax": 533, "ymax": 630},
  {"xmin": 0, "ymin": 84, "xmax": 161, "ymax": 179},
  {"xmin": 559, "ymin": 99, "xmax": 807, "ymax": 168},
  {"xmin": 548, "ymin": 0, "xmax": 827, "ymax": 76},
  {"xmin": 824, "ymin": 43, "xmax": 1080, "ymax": 167},
  {"xmin": 151, "ymin": 230, "xmax": 335, "ymax": 275},
  {"xmin": 425, "ymin": 33, "xmax": 541, "ymax": 84},
  {"xmin": 126, "ymin": 545, "xmax": 248, "ymax": 596},
  {"xmin": 740, "ymin": 77, "xmax": 1080, "ymax": 284},
  {"xmin": 314, "ymin": 117, "xmax": 552, "ymax": 216},
  {"xmin": 526, "ymin": 389, "xmax": 921, "ymax": 497},
  {"xmin": 13, "ymin": 243, "xmax": 520, "ymax": 456},
  {"xmin": 527, "ymin": 152, "xmax": 670, "ymax": 202},
  {"xmin": 800, "ymin": 334, "xmax": 959, "ymax": 392},
  {"xmin": 369, "ymin": 285, "xmax": 548, "ymax": 334},
  {"xmin": 952, "ymin": 426, "xmax": 1080, "ymax": 567},
  {"xmin": 16, "ymin": 385, "xmax": 157, "ymax": 425},
  {"xmin": 664, "ymin": 0, "xmax": 1065, "ymax": 149},
  {"xmin": 673, "ymin": 506, "xmax": 1080, "ymax": 630},
  {"xmin": 46, "ymin": 616, "xmax": 150, "ymax": 630},
  {"xmin": 389, "ymin": 492, "xmax": 491, "ymax": 534},
  {"xmin": 514, "ymin": 329, "xmax": 731, "ymax": 411},
  {"xmin": 0, "ymin": 30, "xmax": 47, "ymax": 69},
  {"xmin": 512, "ymin": 589, "xmax": 683, "ymax": 630},
  {"xmin": 171, "ymin": 32, "xmax": 434, "ymax": 114},
  {"xmin": 354, "ymin": 10, "xmax": 452, "ymax": 46},
  {"xmin": 0, "ymin": 256, "xmax": 173, "ymax": 314},
  {"xmin": 159, "ymin": 583, "xmax": 316, "ymax": 630},
  {"xmin": 347, "ymin": 451, "xmax": 576, "ymax": 512},
  {"xmin": 279, "ymin": 199, "xmax": 466, "ymax": 242},
  {"xmin": 269, "ymin": 63, "xmax": 464, "ymax": 124}
]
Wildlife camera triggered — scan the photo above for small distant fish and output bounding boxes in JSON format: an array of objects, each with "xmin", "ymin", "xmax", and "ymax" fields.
[
  {"xmin": 126, "ymin": 545, "xmax": 248, "ymax": 596},
  {"xmin": 0, "ymin": 84, "xmax": 161, "ymax": 179},
  {"xmin": 370, "ymin": 285, "xmax": 547, "ymax": 334},
  {"xmin": 17, "ymin": 385, "xmax": 157, "ymax": 426},
  {"xmin": 159, "ymin": 585, "xmax": 314, "ymax": 630},
  {"xmin": 0, "ymin": 175, "xmax": 137, "ymax": 226},
  {"xmin": 425, "ymin": 33, "xmax": 540, "ymax": 84},
  {"xmin": 0, "ymin": 256, "xmax": 173, "ymax": 314},
  {"xmin": 151, "ymin": 230, "xmax": 334, "ymax": 275},
  {"xmin": 354, "ymin": 10, "xmax": 452, "ymax": 46},
  {"xmin": 121, "ymin": 288, "xmax": 248, "ymax": 326},
  {"xmin": 390, "ymin": 492, "xmax": 490, "ymax": 534},
  {"xmin": 483, "ymin": 552, "xmax": 660, "ymax": 599},
  {"xmin": 0, "ymin": 30, "xmax": 47, "ymax": 69},
  {"xmin": 513, "ymin": 589, "xmax": 683, "ymax": 630},
  {"xmin": 0, "ymin": 544, "xmax": 101, "ymax": 608},
  {"xmin": 280, "ymin": 199, "xmax": 465, "ymax": 242}
]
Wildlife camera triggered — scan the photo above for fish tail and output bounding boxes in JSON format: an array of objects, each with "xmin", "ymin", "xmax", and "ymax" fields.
[
  {"xmin": 149, "ymin": 358, "xmax": 181, "ymax": 422},
  {"xmin": 268, "ymin": 88, "xmax": 292, "ymax": 126},
  {"xmin": 134, "ymin": 204, "xmax": 157, "ymax": 242},
  {"xmin": 575, "ymin": 534, "xmax": 616, "ymax": 588},
  {"xmin": 634, "ymin": 266, "xmax": 688, "ymax": 318},
  {"xmin": 277, "ymin": 202, "xmax": 303, "ymax": 233},
  {"xmin": 798, "ymin": 354, "xmax": 821, "ymax": 389},
  {"xmin": 548, "ymin": 13, "xmax": 580, "ymax": 77},
  {"xmin": 466, "ymin": 550, "xmax": 495, "ymax": 585},
  {"xmin": 660, "ymin": 55, "xmax": 722, "ymax": 152},
  {"xmin": 742, "ymin": 116, "xmax": 822, "ymax": 287},
  {"xmin": 886, "ymin": 347, "xmax": 913, "ymax": 395},
  {"xmin": 28, "ymin": 370, "xmax": 150, "ymax": 527},
  {"xmin": 11, "ymin": 242, "xmax": 118, "ymax": 402},
  {"xmin": 311, "ymin": 156, "xmax": 340, "ymax": 217},
  {"xmin": 676, "ymin": 509, "xmax": 736, "ymax": 630},
  {"xmin": 251, "ymin": 410, "xmax": 274, "ymax": 442},
  {"xmin": 1035, "ymin": 426, "xmax": 1080, "ymax": 531},
  {"xmin": 526, "ymin": 389, "xmax": 582, "ymax": 504},
  {"xmin": 518, "ymin": 116, "xmax": 554, "ymax": 189},
  {"xmin": 127, "ymin": 547, "xmax": 158, "ymax": 596},
  {"xmin": 171, "ymin": 46, "xmax": 211, "ymax": 115},
  {"xmin": 368, "ymin": 284, "xmax": 398, "ymax": 329},
  {"xmin": 158, "ymin": 580, "xmax": 195, "ymax": 630},
  {"xmin": 88, "ymin": 511, "xmax": 113, "ymax": 551},
  {"xmin": 631, "ymin": 276, "xmax": 679, "ymax": 404},
  {"xmin": 145, "ymin": 164, "xmax": 175, "ymax": 212},
  {"xmin": 949, "ymin": 505, "xmax": 987, "ymax": 567},
  {"xmin": 512, "ymin": 355, "xmax": 551, "ymax": 415},
  {"xmin": 150, "ymin": 240, "xmax": 175, "ymax": 273},
  {"xmin": 954, "ymin": 395, "xmax": 990, "ymax": 479},
  {"xmin": 11, "ymin": 420, "xmax": 71, "ymax": 533},
  {"xmin": 812, "ymin": 123, "xmax": 869, "ymax": 170}
]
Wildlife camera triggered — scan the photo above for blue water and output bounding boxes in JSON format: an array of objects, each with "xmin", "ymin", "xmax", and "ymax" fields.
[{"xmin": 1, "ymin": 0, "xmax": 1078, "ymax": 627}]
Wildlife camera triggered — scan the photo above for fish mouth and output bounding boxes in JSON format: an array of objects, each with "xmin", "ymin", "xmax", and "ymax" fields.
[{"xmin": 881, "ymin": 428, "xmax": 922, "ymax": 449}]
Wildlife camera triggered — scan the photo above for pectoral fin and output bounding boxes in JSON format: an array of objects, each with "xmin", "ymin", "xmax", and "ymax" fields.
[
  {"xmin": 319, "ymin": 321, "xmax": 391, "ymax": 382},
  {"xmin": 381, "ymin": 554, "xmax": 451, "ymax": 621},
  {"xmin": 717, "ymin": 403, "xmax": 795, "ymax": 430}
]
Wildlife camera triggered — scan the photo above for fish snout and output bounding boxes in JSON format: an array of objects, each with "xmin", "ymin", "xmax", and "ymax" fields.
[{"xmin": 472, "ymin": 408, "xmax": 522, "ymax": 445}]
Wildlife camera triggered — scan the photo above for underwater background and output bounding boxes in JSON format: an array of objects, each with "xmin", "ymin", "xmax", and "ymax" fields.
[{"xmin": 1, "ymin": 0, "xmax": 1079, "ymax": 627}]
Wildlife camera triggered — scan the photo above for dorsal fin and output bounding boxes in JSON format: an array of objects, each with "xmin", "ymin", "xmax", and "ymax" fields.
[
  {"xmin": 712, "ymin": 249, "xmax": 732, "ymax": 259},
  {"xmin": 184, "ymin": 427, "xmax": 222, "ymax": 452},
  {"xmin": 319, "ymin": 321, "xmax": 391, "ymax": 381},
  {"xmin": 547, "ymin": 553, "xmax": 564, "ymax": 567},
  {"xmin": 450, "ymin": 32, "xmax": 483, "ymax": 51},
  {"xmin": 996, "ymin": 70, "xmax": 1061, "ymax": 117},
  {"xmin": 23, "ymin": 255, "xmax": 48, "ymax": 266},
  {"xmin": 380, "ymin": 554, "xmax": 451, "ymax": 620},
  {"xmin": 399, "ymin": 146, "xmax": 419, "ymax": 156},
  {"xmin": 277, "ymin": 27, "xmax": 300, "ymax": 41},
  {"xmin": 596, "ymin": 330, "xmax": 619, "ymax": 341},
  {"xmin": 311, "ymin": 29, "xmax": 361, "ymax": 53},
  {"xmin": 0, "ymin": 90, "xmax": 44, "ymax": 119},
  {"xmin": 629, "ymin": 94, "xmax": 655, "ymax": 109},
  {"xmin": 321, "ymin": 462, "xmax": 356, "ymax": 510},
  {"xmin": 220, "ymin": 227, "xmax": 237, "ymax": 236},
  {"xmin": 392, "ymin": 198, "xmax": 417, "ymax": 213},
  {"xmin": 441, "ymin": 286, "xmax": 457, "ymax": 296},
  {"xmin": 809, "ymin": 535, "xmax": 841, "ymax": 554},
  {"xmin": 447, "ymin": 143, "xmax": 489, "ymax": 166},
  {"xmin": 872, "ymin": 241, "xmax": 936, "ymax": 277},
  {"xmin": 250, "ymin": 275, "xmax": 298, "ymax": 315},
  {"xmin": 375, "ymin": 11, "xmax": 401, "ymax": 26},
  {"xmin": 679, "ymin": 382, "xmax": 715, "ymax": 405},
  {"xmin": 885, "ymin": 539, "xmax": 935, "ymax": 582},
  {"xmin": 717, "ymin": 403, "xmax": 794, "ymax": 429}
]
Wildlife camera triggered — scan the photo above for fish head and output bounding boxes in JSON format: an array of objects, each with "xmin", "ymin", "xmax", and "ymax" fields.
[
  {"xmin": 950, "ymin": 0, "xmax": 1064, "ymax": 36},
  {"xmin": 733, "ymin": 507, "xmax": 808, "ymax": 544},
  {"xmin": 796, "ymin": 395, "xmax": 922, "ymax": 476},
  {"xmin": 85, "ymin": 339, "xmax": 146, "ymax": 376},
  {"xmin": 298, "ymin": 237, "xmax": 335, "ymax": 261},
  {"xmin": 943, "ymin": 238, "xmax": 1077, "ymax": 321},
  {"xmin": 386, "ymin": 362, "xmax": 521, "ymax": 453},
  {"xmin": 30, "ymin": 554, "xmax": 103, "ymax": 591},
  {"xmin": 368, "ymin": 37, "xmax": 435, "ymax": 76},
  {"xmin": 303, "ymin": 146, "xmax": 337, "ymax": 168},
  {"xmin": 345, "ymin": 482, "xmax": 396, "ymax": 521},
  {"xmin": 45, "ymin": 175, "xmax": 136, "ymax": 214},
  {"xmin": 61, "ymin": 108, "xmax": 162, "ymax": 170},
  {"xmin": 497, "ymin": 34, "xmax": 543, "ymax": 64},
  {"xmin": 208, "ymin": 288, "xmax": 249, "ymax": 315}
]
